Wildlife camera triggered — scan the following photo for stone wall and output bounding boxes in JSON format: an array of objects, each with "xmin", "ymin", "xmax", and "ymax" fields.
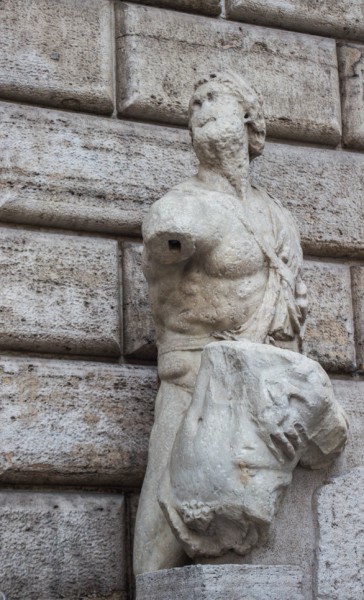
[{"xmin": 0, "ymin": 1, "xmax": 363, "ymax": 599}]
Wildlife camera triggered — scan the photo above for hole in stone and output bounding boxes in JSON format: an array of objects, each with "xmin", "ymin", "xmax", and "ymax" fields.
[{"xmin": 168, "ymin": 240, "xmax": 181, "ymax": 251}]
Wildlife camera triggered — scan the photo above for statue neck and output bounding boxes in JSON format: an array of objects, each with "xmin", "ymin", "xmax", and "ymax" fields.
[{"xmin": 197, "ymin": 161, "xmax": 251, "ymax": 201}]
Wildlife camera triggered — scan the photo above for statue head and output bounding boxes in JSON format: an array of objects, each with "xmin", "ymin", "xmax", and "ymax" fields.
[{"xmin": 188, "ymin": 72, "xmax": 266, "ymax": 164}]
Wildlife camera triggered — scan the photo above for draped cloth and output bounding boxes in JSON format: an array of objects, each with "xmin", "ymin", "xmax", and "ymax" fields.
[
  {"xmin": 212, "ymin": 187, "xmax": 306, "ymax": 347},
  {"xmin": 158, "ymin": 341, "xmax": 348, "ymax": 559}
]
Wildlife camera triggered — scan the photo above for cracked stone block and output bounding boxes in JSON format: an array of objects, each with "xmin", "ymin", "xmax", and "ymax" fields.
[
  {"xmin": 302, "ymin": 261, "xmax": 355, "ymax": 372},
  {"xmin": 338, "ymin": 43, "xmax": 364, "ymax": 149},
  {"xmin": 116, "ymin": 3, "xmax": 341, "ymax": 145},
  {"xmin": 315, "ymin": 469, "xmax": 364, "ymax": 600},
  {"xmin": 351, "ymin": 266, "xmax": 364, "ymax": 371},
  {"xmin": 0, "ymin": 0, "xmax": 114, "ymax": 114},
  {"xmin": 0, "ymin": 356, "xmax": 157, "ymax": 486},
  {"xmin": 226, "ymin": 0, "xmax": 364, "ymax": 41},
  {"xmin": 0, "ymin": 491, "xmax": 126, "ymax": 600},
  {"xmin": 0, "ymin": 228, "xmax": 120, "ymax": 356}
]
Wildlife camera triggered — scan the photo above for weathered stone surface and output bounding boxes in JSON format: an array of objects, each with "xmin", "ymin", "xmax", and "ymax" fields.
[
  {"xmin": 0, "ymin": 102, "xmax": 196, "ymax": 236},
  {"xmin": 315, "ymin": 468, "xmax": 364, "ymax": 600},
  {"xmin": 0, "ymin": 491, "xmax": 126, "ymax": 600},
  {"xmin": 117, "ymin": 3, "xmax": 341, "ymax": 145},
  {"xmin": 0, "ymin": 356, "xmax": 157, "ymax": 486},
  {"xmin": 338, "ymin": 44, "xmax": 364, "ymax": 150},
  {"xmin": 331, "ymin": 378, "xmax": 364, "ymax": 471},
  {"xmin": 246, "ymin": 467, "xmax": 326, "ymax": 599},
  {"xmin": 242, "ymin": 377, "xmax": 362, "ymax": 597},
  {"xmin": 127, "ymin": 0, "xmax": 220, "ymax": 15},
  {"xmin": 122, "ymin": 243, "xmax": 156, "ymax": 359},
  {"xmin": 126, "ymin": 493, "xmax": 140, "ymax": 600},
  {"xmin": 0, "ymin": 0, "xmax": 114, "ymax": 114},
  {"xmin": 1, "ymin": 102, "xmax": 363, "ymax": 258},
  {"xmin": 136, "ymin": 564, "xmax": 304, "ymax": 600},
  {"xmin": 351, "ymin": 267, "xmax": 364, "ymax": 371},
  {"xmin": 226, "ymin": 0, "xmax": 364, "ymax": 41},
  {"xmin": 302, "ymin": 261, "xmax": 355, "ymax": 372},
  {"xmin": 251, "ymin": 143, "xmax": 364, "ymax": 258},
  {"xmin": 0, "ymin": 228, "xmax": 120, "ymax": 356}
]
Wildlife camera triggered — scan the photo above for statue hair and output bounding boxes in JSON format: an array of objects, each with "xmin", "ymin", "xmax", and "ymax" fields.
[{"xmin": 191, "ymin": 71, "xmax": 266, "ymax": 160}]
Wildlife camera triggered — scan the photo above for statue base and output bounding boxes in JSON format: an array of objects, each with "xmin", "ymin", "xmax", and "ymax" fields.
[{"xmin": 136, "ymin": 564, "xmax": 304, "ymax": 599}]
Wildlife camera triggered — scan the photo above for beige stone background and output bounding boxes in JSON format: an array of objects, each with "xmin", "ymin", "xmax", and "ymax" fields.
[{"xmin": 0, "ymin": 1, "xmax": 363, "ymax": 599}]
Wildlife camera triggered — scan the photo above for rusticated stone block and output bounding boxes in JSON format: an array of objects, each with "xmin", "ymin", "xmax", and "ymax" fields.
[
  {"xmin": 0, "ymin": 0, "xmax": 113, "ymax": 114},
  {"xmin": 0, "ymin": 357, "xmax": 157, "ymax": 486},
  {"xmin": 351, "ymin": 266, "xmax": 364, "ymax": 371},
  {"xmin": 0, "ymin": 491, "xmax": 126, "ymax": 600},
  {"xmin": 331, "ymin": 378, "xmax": 364, "ymax": 471},
  {"xmin": 226, "ymin": 0, "xmax": 364, "ymax": 41},
  {"xmin": 122, "ymin": 242, "xmax": 156, "ymax": 359},
  {"xmin": 127, "ymin": 0, "xmax": 220, "ymax": 15},
  {"xmin": 136, "ymin": 564, "xmax": 304, "ymax": 600},
  {"xmin": 1, "ymin": 102, "xmax": 363, "ymax": 257},
  {"xmin": 0, "ymin": 102, "xmax": 196, "ymax": 236},
  {"xmin": 338, "ymin": 44, "xmax": 364, "ymax": 149},
  {"xmin": 315, "ymin": 469, "xmax": 364, "ymax": 600},
  {"xmin": 251, "ymin": 143, "xmax": 364, "ymax": 258},
  {"xmin": 116, "ymin": 3, "xmax": 341, "ymax": 145},
  {"xmin": 302, "ymin": 261, "xmax": 355, "ymax": 372},
  {"xmin": 0, "ymin": 228, "xmax": 120, "ymax": 356}
]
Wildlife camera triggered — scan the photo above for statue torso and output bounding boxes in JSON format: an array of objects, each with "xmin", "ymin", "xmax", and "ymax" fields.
[{"xmin": 143, "ymin": 180, "xmax": 274, "ymax": 348}]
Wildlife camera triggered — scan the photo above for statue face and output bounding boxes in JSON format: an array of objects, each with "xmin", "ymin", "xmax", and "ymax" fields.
[{"xmin": 189, "ymin": 80, "xmax": 249, "ymax": 163}]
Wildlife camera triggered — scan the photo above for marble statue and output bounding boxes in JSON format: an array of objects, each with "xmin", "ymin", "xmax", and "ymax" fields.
[{"xmin": 133, "ymin": 72, "xmax": 348, "ymax": 575}]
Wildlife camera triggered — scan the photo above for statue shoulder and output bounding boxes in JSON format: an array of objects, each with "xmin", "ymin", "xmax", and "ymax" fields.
[
  {"xmin": 148, "ymin": 177, "xmax": 203, "ymax": 210},
  {"xmin": 252, "ymin": 185, "xmax": 301, "ymax": 244}
]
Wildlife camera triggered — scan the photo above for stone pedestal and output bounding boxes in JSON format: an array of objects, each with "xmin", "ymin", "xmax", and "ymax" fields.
[{"xmin": 136, "ymin": 564, "xmax": 304, "ymax": 600}]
